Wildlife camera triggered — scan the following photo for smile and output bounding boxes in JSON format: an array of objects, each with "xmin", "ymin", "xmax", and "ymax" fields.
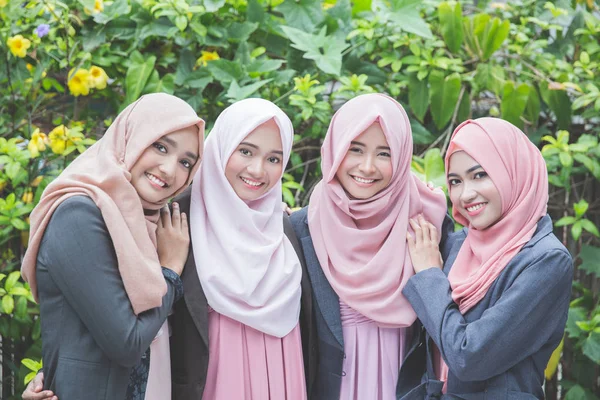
[
  {"xmin": 240, "ymin": 176, "xmax": 264, "ymax": 189},
  {"xmin": 145, "ymin": 172, "xmax": 168, "ymax": 188},
  {"xmin": 465, "ymin": 202, "xmax": 487, "ymax": 216},
  {"xmin": 351, "ymin": 175, "xmax": 377, "ymax": 185}
]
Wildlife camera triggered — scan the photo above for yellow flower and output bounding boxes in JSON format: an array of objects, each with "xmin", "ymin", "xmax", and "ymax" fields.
[
  {"xmin": 67, "ymin": 68, "xmax": 91, "ymax": 97},
  {"xmin": 7, "ymin": 35, "xmax": 31, "ymax": 58},
  {"xmin": 27, "ymin": 128, "xmax": 49, "ymax": 158},
  {"xmin": 49, "ymin": 125, "xmax": 69, "ymax": 154},
  {"xmin": 31, "ymin": 175, "xmax": 44, "ymax": 187},
  {"xmin": 22, "ymin": 190, "xmax": 33, "ymax": 204},
  {"xmin": 0, "ymin": 179, "xmax": 6, "ymax": 192},
  {"xmin": 0, "ymin": 0, "xmax": 7, "ymax": 8},
  {"xmin": 196, "ymin": 51, "xmax": 220, "ymax": 67},
  {"xmin": 26, "ymin": 63, "xmax": 34, "ymax": 72},
  {"xmin": 322, "ymin": 2, "xmax": 334, "ymax": 10},
  {"xmin": 89, "ymin": 66, "xmax": 109, "ymax": 90},
  {"xmin": 95, "ymin": 0, "xmax": 104, "ymax": 12}
]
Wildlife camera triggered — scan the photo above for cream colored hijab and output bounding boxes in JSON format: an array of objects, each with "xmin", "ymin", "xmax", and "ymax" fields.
[{"xmin": 21, "ymin": 93, "xmax": 205, "ymax": 314}]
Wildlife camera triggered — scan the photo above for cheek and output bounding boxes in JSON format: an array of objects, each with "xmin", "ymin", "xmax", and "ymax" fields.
[
  {"xmin": 378, "ymin": 160, "xmax": 393, "ymax": 184},
  {"xmin": 266, "ymin": 163, "xmax": 283, "ymax": 188},
  {"xmin": 335, "ymin": 156, "xmax": 352, "ymax": 181},
  {"xmin": 225, "ymin": 154, "xmax": 244, "ymax": 180}
]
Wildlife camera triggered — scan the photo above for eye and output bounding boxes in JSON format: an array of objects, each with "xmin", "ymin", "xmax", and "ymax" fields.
[
  {"xmin": 378, "ymin": 151, "xmax": 391, "ymax": 158},
  {"xmin": 180, "ymin": 159, "xmax": 192, "ymax": 169},
  {"xmin": 448, "ymin": 178, "xmax": 461, "ymax": 186},
  {"xmin": 473, "ymin": 171, "xmax": 488, "ymax": 179},
  {"xmin": 268, "ymin": 156, "xmax": 281, "ymax": 164},
  {"xmin": 153, "ymin": 143, "xmax": 167, "ymax": 153},
  {"xmin": 349, "ymin": 147, "xmax": 362, "ymax": 154},
  {"xmin": 239, "ymin": 148, "xmax": 251, "ymax": 156}
]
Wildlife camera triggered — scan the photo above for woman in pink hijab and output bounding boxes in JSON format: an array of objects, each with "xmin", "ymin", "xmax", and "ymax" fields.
[
  {"xmin": 290, "ymin": 93, "xmax": 449, "ymax": 400},
  {"xmin": 404, "ymin": 118, "xmax": 573, "ymax": 398},
  {"xmin": 21, "ymin": 93, "xmax": 204, "ymax": 400}
]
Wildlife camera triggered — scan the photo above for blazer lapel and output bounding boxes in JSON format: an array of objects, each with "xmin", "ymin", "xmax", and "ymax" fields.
[
  {"xmin": 181, "ymin": 246, "xmax": 209, "ymax": 347},
  {"xmin": 300, "ymin": 235, "xmax": 344, "ymax": 348}
]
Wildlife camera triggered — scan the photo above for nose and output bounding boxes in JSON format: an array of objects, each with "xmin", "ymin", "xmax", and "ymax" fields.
[
  {"xmin": 158, "ymin": 156, "xmax": 178, "ymax": 181},
  {"xmin": 459, "ymin": 181, "xmax": 477, "ymax": 204},
  {"xmin": 358, "ymin": 155, "xmax": 376, "ymax": 175},
  {"xmin": 247, "ymin": 158, "xmax": 264, "ymax": 177}
]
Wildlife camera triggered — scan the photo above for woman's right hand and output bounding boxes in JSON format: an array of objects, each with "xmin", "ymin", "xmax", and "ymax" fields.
[
  {"xmin": 156, "ymin": 202, "xmax": 190, "ymax": 276},
  {"xmin": 22, "ymin": 372, "xmax": 57, "ymax": 400}
]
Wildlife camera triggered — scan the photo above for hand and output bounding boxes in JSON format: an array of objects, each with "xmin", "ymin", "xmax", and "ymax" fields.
[
  {"xmin": 407, "ymin": 214, "xmax": 443, "ymax": 274},
  {"xmin": 281, "ymin": 202, "xmax": 293, "ymax": 216},
  {"xmin": 157, "ymin": 202, "xmax": 190, "ymax": 276},
  {"xmin": 22, "ymin": 372, "xmax": 57, "ymax": 400}
]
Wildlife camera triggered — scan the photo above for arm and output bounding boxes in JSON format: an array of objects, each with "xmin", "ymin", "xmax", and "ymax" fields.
[
  {"xmin": 403, "ymin": 249, "xmax": 572, "ymax": 382},
  {"xmin": 40, "ymin": 198, "xmax": 179, "ymax": 367}
]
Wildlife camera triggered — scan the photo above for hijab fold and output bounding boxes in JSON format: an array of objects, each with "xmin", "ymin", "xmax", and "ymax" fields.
[
  {"xmin": 22, "ymin": 93, "xmax": 205, "ymax": 315},
  {"xmin": 190, "ymin": 98, "xmax": 302, "ymax": 338},
  {"xmin": 307, "ymin": 94, "xmax": 447, "ymax": 327}
]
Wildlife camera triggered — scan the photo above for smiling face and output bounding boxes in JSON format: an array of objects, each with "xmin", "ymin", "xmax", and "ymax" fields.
[
  {"xmin": 447, "ymin": 150, "xmax": 503, "ymax": 230},
  {"xmin": 335, "ymin": 122, "xmax": 393, "ymax": 200},
  {"xmin": 130, "ymin": 126, "xmax": 200, "ymax": 204},
  {"xmin": 225, "ymin": 119, "xmax": 284, "ymax": 202}
]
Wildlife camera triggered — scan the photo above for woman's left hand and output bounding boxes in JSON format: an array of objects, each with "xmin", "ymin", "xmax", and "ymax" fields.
[{"xmin": 407, "ymin": 215, "xmax": 443, "ymax": 273}]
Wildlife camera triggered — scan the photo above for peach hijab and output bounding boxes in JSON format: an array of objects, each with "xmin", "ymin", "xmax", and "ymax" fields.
[
  {"xmin": 190, "ymin": 99, "xmax": 302, "ymax": 338},
  {"xmin": 21, "ymin": 93, "xmax": 205, "ymax": 314},
  {"xmin": 308, "ymin": 93, "xmax": 447, "ymax": 327},
  {"xmin": 445, "ymin": 118, "xmax": 548, "ymax": 314}
]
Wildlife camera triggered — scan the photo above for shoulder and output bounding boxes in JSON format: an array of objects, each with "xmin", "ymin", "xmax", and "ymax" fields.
[
  {"xmin": 173, "ymin": 186, "xmax": 192, "ymax": 212},
  {"xmin": 289, "ymin": 206, "xmax": 310, "ymax": 239},
  {"xmin": 50, "ymin": 195, "xmax": 102, "ymax": 227},
  {"xmin": 520, "ymin": 233, "xmax": 573, "ymax": 276}
]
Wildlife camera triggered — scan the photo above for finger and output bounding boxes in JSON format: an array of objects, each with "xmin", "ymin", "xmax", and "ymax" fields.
[
  {"xmin": 409, "ymin": 218, "xmax": 423, "ymax": 243},
  {"xmin": 161, "ymin": 205, "xmax": 171, "ymax": 228},
  {"xmin": 429, "ymin": 222, "xmax": 439, "ymax": 243},
  {"xmin": 171, "ymin": 202, "xmax": 181, "ymax": 231},
  {"xmin": 406, "ymin": 232, "xmax": 415, "ymax": 251},
  {"xmin": 418, "ymin": 215, "xmax": 430, "ymax": 241},
  {"xmin": 427, "ymin": 181, "xmax": 434, "ymax": 190},
  {"xmin": 181, "ymin": 212, "xmax": 189, "ymax": 237}
]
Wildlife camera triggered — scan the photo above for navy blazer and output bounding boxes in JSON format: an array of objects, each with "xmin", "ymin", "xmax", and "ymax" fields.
[
  {"xmin": 169, "ymin": 188, "xmax": 317, "ymax": 399},
  {"xmin": 403, "ymin": 215, "xmax": 573, "ymax": 399},
  {"xmin": 290, "ymin": 206, "xmax": 455, "ymax": 400}
]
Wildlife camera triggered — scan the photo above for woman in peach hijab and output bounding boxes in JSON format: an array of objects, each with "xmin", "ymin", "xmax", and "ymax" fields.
[
  {"xmin": 404, "ymin": 118, "xmax": 573, "ymax": 398},
  {"xmin": 21, "ymin": 93, "xmax": 204, "ymax": 400}
]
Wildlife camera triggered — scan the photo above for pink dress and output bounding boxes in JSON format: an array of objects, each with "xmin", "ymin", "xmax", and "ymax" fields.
[
  {"xmin": 339, "ymin": 300, "xmax": 408, "ymax": 400},
  {"xmin": 202, "ymin": 307, "xmax": 307, "ymax": 400}
]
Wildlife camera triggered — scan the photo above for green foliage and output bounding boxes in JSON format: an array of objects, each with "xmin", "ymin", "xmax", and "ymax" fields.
[{"xmin": 1, "ymin": 0, "xmax": 600, "ymax": 397}]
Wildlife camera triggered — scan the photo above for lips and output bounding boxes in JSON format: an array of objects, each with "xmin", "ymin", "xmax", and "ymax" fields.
[
  {"xmin": 350, "ymin": 175, "xmax": 378, "ymax": 186},
  {"xmin": 240, "ymin": 176, "xmax": 265, "ymax": 190},
  {"xmin": 145, "ymin": 172, "xmax": 168, "ymax": 189},
  {"xmin": 464, "ymin": 202, "xmax": 487, "ymax": 216}
]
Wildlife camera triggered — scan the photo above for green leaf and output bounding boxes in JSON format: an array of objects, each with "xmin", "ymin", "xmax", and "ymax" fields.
[
  {"xmin": 559, "ymin": 152, "xmax": 573, "ymax": 168},
  {"xmin": 410, "ymin": 119, "xmax": 436, "ymax": 145},
  {"xmin": 248, "ymin": 59, "xmax": 285, "ymax": 75},
  {"xmin": 438, "ymin": 1, "xmax": 463, "ymax": 53},
  {"xmin": 352, "ymin": 0, "xmax": 372, "ymax": 14},
  {"xmin": 277, "ymin": 0, "xmax": 324, "ymax": 32},
  {"xmin": 123, "ymin": 52, "xmax": 156, "ymax": 109},
  {"xmin": 482, "ymin": 19, "xmax": 510, "ymax": 60},
  {"xmin": 5, "ymin": 271, "xmax": 20, "ymax": 292},
  {"xmin": 525, "ymin": 85, "xmax": 541, "ymax": 128},
  {"xmin": 572, "ymin": 221, "xmax": 583, "ymax": 241},
  {"xmin": 25, "ymin": 372, "xmax": 36, "ymax": 386},
  {"xmin": 540, "ymin": 82, "xmax": 572, "ymax": 130},
  {"xmin": 409, "ymin": 74, "xmax": 429, "ymax": 122},
  {"xmin": 227, "ymin": 22, "xmax": 259, "ymax": 43},
  {"xmin": 9, "ymin": 287, "xmax": 29, "ymax": 296},
  {"xmin": 429, "ymin": 71, "xmax": 461, "ymax": 129},
  {"xmin": 384, "ymin": 0, "xmax": 433, "ymax": 39},
  {"xmin": 574, "ymin": 199, "xmax": 589, "ymax": 217},
  {"xmin": 580, "ymin": 220, "xmax": 600, "ymax": 237},
  {"xmin": 207, "ymin": 59, "xmax": 245, "ymax": 84},
  {"xmin": 11, "ymin": 218, "xmax": 27, "ymax": 231},
  {"xmin": 578, "ymin": 244, "xmax": 600, "ymax": 278},
  {"xmin": 281, "ymin": 26, "xmax": 349, "ymax": 76},
  {"xmin": 564, "ymin": 385, "xmax": 587, "ymax": 400},
  {"xmin": 582, "ymin": 331, "xmax": 600, "ymax": 364},
  {"xmin": 555, "ymin": 216, "xmax": 577, "ymax": 227},
  {"xmin": 247, "ymin": 0, "xmax": 265, "ymax": 23},
  {"xmin": 226, "ymin": 79, "xmax": 273, "ymax": 102},
  {"xmin": 423, "ymin": 148, "xmax": 446, "ymax": 188},
  {"xmin": 144, "ymin": 71, "xmax": 175, "ymax": 95},
  {"xmin": 456, "ymin": 90, "xmax": 471, "ymax": 123},
  {"xmin": 93, "ymin": 0, "xmax": 131, "ymax": 25},
  {"xmin": 501, "ymin": 81, "xmax": 530, "ymax": 129},
  {"xmin": 204, "ymin": 0, "xmax": 226, "ymax": 12},
  {"xmin": 2, "ymin": 295, "xmax": 14, "ymax": 314},
  {"xmin": 21, "ymin": 358, "xmax": 42, "ymax": 372}
]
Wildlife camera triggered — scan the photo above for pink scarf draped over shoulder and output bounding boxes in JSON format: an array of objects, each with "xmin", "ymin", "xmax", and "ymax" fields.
[{"xmin": 308, "ymin": 93, "xmax": 448, "ymax": 327}]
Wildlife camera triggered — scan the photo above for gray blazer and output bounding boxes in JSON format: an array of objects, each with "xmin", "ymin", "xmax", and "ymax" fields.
[
  {"xmin": 403, "ymin": 215, "xmax": 573, "ymax": 399},
  {"xmin": 290, "ymin": 206, "xmax": 455, "ymax": 400},
  {"xmin": 37, "ymin": 196, "xmax": 179, "ymax": 400}
]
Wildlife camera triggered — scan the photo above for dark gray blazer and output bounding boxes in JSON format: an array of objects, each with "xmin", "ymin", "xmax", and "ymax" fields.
[
  {"xmin": 403, "ymin": 215, "xmax": 573, "ymax": 399},
  {"xmin": 169, "ymin": 188, "xmax": 317, "ymax": 399},
  {"xmin": 289, "ymin": 206, "xmax": 455, "ymax": 400},
  {"xmin": 36, "ymin": 196, "xmax": 179, "ymax": 400}
]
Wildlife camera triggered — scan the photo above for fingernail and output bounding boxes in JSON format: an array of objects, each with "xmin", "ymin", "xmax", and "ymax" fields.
[{"xmin": 173, "ymin": 202, "xmax": 179, "ymax": 207}]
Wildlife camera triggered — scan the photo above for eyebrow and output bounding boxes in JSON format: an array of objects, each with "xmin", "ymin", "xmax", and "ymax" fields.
[
  {"xmin": 350, "ymin": 141, "xmax": 390, "ymax": 151},
  {"xmin": 161, "ymin": 136, "xmax": 199, "ymax": 161},
  {"xmin": 447, "ymin": 164, "xmax": 483, "ymax": 178},
  {"xmin": 239, "ymin": 141, "xmax": 284, "ymax": 155}
]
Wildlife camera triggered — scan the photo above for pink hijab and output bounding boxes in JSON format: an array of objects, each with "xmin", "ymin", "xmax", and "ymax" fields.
[
  {"xmin": 308, "ymin": 93, "xmax": 447, "ymax": 327},
  {"xmin": 445, "ymin": 118, "xmax": 549, "ymax": 314},
  {"xmin": 21, "ymin": 93, "xmax": 205, "ymax": 315},
  {"xmin": 190, "ymin": 98, "xmax": 302, "ymax": 338}
]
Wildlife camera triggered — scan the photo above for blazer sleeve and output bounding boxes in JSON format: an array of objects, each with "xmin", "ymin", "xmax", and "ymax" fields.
[
  {"xmin": 402, "ymin": 249, "xmax": 573, "ymax": 382},
  {"xmin": 38, "ymin": 197, "xmax": 179, "ymax": 367}
]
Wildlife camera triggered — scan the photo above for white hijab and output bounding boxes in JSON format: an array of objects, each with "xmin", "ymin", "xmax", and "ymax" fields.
[{"xmin": 190, "ymin": 99, "xmax": 302, "ymax": 338}]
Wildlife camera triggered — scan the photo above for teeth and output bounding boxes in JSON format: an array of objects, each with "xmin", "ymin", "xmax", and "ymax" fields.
[
  {"xmin": 146, "ymin": 173, "xmax": 166, "ymax": 187},
  {"xmin": 467, "ymin": 203, "xmax": 485, "ymax": 212},
  {"xmin": 352, "ymin": 176, "xmax": 375, "ymax": 184},
  {"xmin": 241, "ymin": 177, "xmax": 262, "ymax": 187}
]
